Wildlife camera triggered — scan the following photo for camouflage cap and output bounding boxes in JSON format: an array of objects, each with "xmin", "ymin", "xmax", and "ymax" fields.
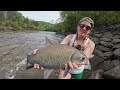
[{"xmin": 79, "ymin": 17, "xmax": 94, "ymax": 28}]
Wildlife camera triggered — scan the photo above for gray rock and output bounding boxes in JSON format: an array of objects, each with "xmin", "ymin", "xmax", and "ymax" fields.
[
  {"xmin": 103, "ymin": 61, "xmax": 113, "ymax": 71},
  {"xmin": 112, "ymin": 35, "xmax": 120, "ymax": 39},
  {"xmin": 102, "ymin": 32, "xmax": 113, "ymax": 39},
  {"xmin": 103, "ymin": 65, "xmax": 120, "ymax": 79},
  {"xmin": 14, "ymin": 68, "xmax": 58, "ymax": 79},
  {"xmin": 88, "ymin": 69, "xmax": 104, "ymax": 79},
  {"xmin": 114, "ymin": 49, "xmax": 120, "ymax": 57},
  {"xmin": 100, "ymin": 41, "xmax": 113, "ymax": 47},
  {"xmin": 103, "ymin": 51, "xmax": 113, "ymax": 58},
  {"xmin": 93, "ymin": 49, "xmax": 104, "ymax": 57},
  {"xmin": 112, "ymin": 30, "xmax": 120, "ymax": 35},
  {"xmin": 111, "ymin": 59, "xmax": 120, "ymax": 67},
  {"xmin": 94, "ymin": 32, "xmax": 101, "ymax": 34},
  {"xmin": 90, "ymin": 55, "xmax": 104, "ymax": 68},
  {"xmin": 113, "ymin": 44, "xmax": 120, "ymax": 49},
  {"xmin": 118, "ymin": 32, "xmax": 120, "ymax": 35},
  {"xmin": 100, "ymin": 38, "xmax": 111, "ymax": 42},
  {"xmin": 96, "ymin": 45, "xmax": 109, "ymax": 52},
  {"xmin": 94, "ymin": 34, "xmax": 103, "ymax": 38},
  {"xmin": 90, "ymin": 37, "xmax": 99, "ymax": 45},
  {"xmin": 112, "ymin": 39, "xmax": 120, "ymax": 44}
]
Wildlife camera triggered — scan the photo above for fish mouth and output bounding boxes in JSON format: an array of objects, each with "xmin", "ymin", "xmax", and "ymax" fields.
[{"xmin": 77, "ymin": 63, "xmax": 87, "ymax": 66}]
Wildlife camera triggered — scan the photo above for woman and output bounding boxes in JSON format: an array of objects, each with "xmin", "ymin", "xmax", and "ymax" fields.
[{"xmin": 32, "ymin": 17, "xmax": 95, "ymax": 79}]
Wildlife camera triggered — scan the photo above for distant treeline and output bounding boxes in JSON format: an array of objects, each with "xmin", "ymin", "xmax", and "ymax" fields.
[
  {"xmin": 0, "ymin": 11, "xmax": 54, "ymax": 31},
  {"xmin": 1, "ymin": 11, "xmax": 120, "ymax": 33},
  {"xmin": 54, "ymin": 11, "xmax": 120, "ymax": 33}
]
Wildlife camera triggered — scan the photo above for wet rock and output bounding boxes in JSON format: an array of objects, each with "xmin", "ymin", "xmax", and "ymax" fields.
[
  {"xmin": 114, "ymin": 49, "xmax": 120, "ymax": 59},
  {"xmin": 100, "ymin": 41, "xmax": 113, "ymax": 47},
  {"xmin": 94, "ymin": 34, "xmax": 103, "ymax": 38},
  {"xmin": 94, "ymin": 49, "xmax": 104, "ymax": 57},
  {"xmin": 103, "ymin": 65, "xmax": 120, "ymax": 79},
  {"xmin": 88, "ymin": 69, "xmax": 104, "ymax": 79},
  {"xmin": 14, "ymin": 68, "xmax": 58, "ymax": 79},
  {"xmin": 103, "ymin": 51, "xmax": 113, "ymax": 58},
  {"xmin": 112, "ymin": 35, "xmax": 120, "ymax": 39},
  {"xmin": 96, "ymin": 45, "xmax": 109, "ymax": 52},
  {"xmin": 113, "ymin": 30, "xmax": 120, "ymax": 35},
  {"xmin": 100, "ymin": 38, "xmax": 111, "ymax": 42},
  {"xmin": 102, "ymin": 32, "xmax": 113, "ymax": 39},
  {"xmin": 103, "ymin": 61, "xmax": 113, "ymax": 71},
  {"xmin": 90, "ymin": 55, "xmax": 104, "ymax": 70},
  {"xmin": 111, "ymin": 60, "xmax": 120, "ymax": 67},
  {"xmin": 112, "ymin": 39, "xmax": 120, "ymax": 44},
  {"xmin": 113, "ymin": 44, "xmax": 120, "ymax": 49}
]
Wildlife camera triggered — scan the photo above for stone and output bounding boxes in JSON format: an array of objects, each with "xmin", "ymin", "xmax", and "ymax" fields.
[
  {"xmin": 100, "ymin": 38, "xmax": 111, "ymax": 42},
  {"xmin": 103, "ymin": 65, "xmax": 120, "ymax": 79},
  {"xmin": 96, "ymin": 45, "xmax": 109, "ymax": 52}
]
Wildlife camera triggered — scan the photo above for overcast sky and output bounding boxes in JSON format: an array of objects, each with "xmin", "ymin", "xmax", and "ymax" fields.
[{"xmin": 18, "ymin": 11, "xmax": 60, "ymax": 23}]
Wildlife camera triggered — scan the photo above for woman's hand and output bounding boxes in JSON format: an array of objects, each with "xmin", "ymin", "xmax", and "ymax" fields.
[{"xmin": 32, "ymin": 49, "xmax": 44, "ymax": 70}]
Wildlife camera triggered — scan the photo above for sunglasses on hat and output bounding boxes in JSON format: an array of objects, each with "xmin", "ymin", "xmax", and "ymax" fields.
[{"xmin": 79, "ymin": 24, "xmax": 92, "ymax": 30}]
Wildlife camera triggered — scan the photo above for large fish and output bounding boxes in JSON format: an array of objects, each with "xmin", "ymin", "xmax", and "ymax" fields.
[{"xmin": 26, "ymin": 37, "xmax": 88, "ymax": 79}]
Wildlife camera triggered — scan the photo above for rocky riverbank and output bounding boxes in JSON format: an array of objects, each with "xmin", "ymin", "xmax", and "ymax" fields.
[{"xmin": 87, "ymin": 26, "xmax": 120, "ymax": 79}]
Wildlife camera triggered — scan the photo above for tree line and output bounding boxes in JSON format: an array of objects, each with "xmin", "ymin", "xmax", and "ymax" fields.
[
  {"xmin": 0, "ymin": 11, "xmax": 120, "ymax": 33},
  {"xmin": 0, "ymin": 11, "xmax": 54, "ymax": 31},
  {"xmin": 54, "ymin": 11, "xmax": 120, "ymax": 33}
]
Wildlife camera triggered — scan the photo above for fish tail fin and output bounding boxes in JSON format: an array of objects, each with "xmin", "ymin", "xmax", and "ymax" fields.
[
  {"xmin": 26, "ymin": 63, "xmax": 34, "ymax": 69},
  {"xmin": 26, "ymin": 54, "xmax": 34, "ymax": 69}
]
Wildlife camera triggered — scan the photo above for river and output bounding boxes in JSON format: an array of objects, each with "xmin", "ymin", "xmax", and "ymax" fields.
[{"xmin": 0, "ymin": 30, "xmax": 65, "ymax": 79}]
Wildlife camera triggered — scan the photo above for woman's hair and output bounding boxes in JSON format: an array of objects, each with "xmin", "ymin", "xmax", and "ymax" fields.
[{"xmin": 78, "ymin": 17, "xmax": 94, "ymax": 28}]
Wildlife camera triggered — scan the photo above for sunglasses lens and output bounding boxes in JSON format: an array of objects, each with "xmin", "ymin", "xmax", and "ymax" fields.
[
  {"xmin": 79, "ymin": 24, "xmax": 91, "ymax": 30},
  {"xmin": 86, "ymin": 26, "xmax": 91, "ymax": 30},
  {"xmin": 79, "ymin": 24, "xmax": 85, "ymax": 29}
]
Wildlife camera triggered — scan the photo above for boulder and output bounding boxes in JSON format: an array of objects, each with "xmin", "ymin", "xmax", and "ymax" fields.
[
  {"xmin": 111, "ymin": 59, "xmax": 120, "ymax": 67},
  {"xmin": 88, "ymin": 69, "xmax": 104, "ymax": 79},
  {"xmin": 103, "ymin": 65, "xmax": 120, "ymax": 79},
  {"xmin": 112, "ymin": 39, "xmax": 120, "ymax": 44},
  {"xmin": 112, "ymin": 35, "xmax": 120, "ymax": 39},
  {"xmin": 102, "ymin": 32, "xmax": 113, "ymax": 39},
  {"xmin": 96, "ymin": 45, "xmax": 109, "ymax": 52},
  {"xmin": 100, "ymin": 38, "xmax": 111, "ymax": 42},
  {"xmin": 103, "ymin": 61, "xmax": 113, "ymax": 71},
  {"xmin": 103, "ymin": 51, "xmax": 113, "ymax": 58},
  {"xmin": 94, "ymin": 34, "xmax": 103, "ymax": 38},
  {"xmin": 100, "ymin": 41, "xmax": 113, "ymax": 47},
  {"xmin": 114, "ymin": 49, "xmax": 120, "ymax": 59},
  {"xmin": 113, "ymin": 44, "xmax": 120, "ymax": 49}
]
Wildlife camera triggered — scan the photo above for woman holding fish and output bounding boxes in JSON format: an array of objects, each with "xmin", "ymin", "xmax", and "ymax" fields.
[{"xmin": 32, "ymin": 17, "xmax": 95, "ymax": 79}]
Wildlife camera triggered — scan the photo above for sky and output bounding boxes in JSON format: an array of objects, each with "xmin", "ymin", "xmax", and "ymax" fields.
[{"xmin": 18, "ymin": 11, "xmax": 60, "ymax": 24}]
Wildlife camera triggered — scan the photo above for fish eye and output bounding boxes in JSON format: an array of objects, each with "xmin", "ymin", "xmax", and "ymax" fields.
[{"xmin": 82, "ymin": 57, "xmax": 85, "ymax": 61}]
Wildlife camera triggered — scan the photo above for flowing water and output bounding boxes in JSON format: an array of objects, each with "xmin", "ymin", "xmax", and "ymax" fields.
[{"xmin": 0, "ymin": 30, "xmax": 65, "ymax": 79}]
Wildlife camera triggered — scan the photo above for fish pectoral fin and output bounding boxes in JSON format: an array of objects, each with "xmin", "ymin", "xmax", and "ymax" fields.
[
  {"xmin": 44, "ymin": 69, "xmax": 54, "ymax": 79},
  {"xmin": 26, "ymin": 63, "xmax": 34, "ymax": 69},
  {"xmin": 90, "ymin": 54, "xmax": 94, "ymax": 58},
  {"xmin": 63, "ymin": 65, "xmax": 70, "ymax": 77}
]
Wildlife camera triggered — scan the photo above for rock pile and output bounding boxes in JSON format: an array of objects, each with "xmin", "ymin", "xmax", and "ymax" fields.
[{"xmin": 88, "ymin": 26, "xmax": 120, "ymax": 79}]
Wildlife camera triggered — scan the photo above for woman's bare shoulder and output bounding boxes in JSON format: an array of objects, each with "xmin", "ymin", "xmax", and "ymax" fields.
[
  {"xmin": 88, "ymin": 38, "xmax": 95, "ymax": 47},
  {"xmin": 66, "ymin": 34, "xmax": 74, "ymax": 40},
  {"xmin": 60, "ymin": 34, "xmax": 74, "ymax": 44}
]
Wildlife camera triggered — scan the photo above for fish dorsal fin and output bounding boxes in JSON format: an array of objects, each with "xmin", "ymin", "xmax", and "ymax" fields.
[{"xmin": 45, "ymin": 36, "xmax": 53, "ymax": 46}]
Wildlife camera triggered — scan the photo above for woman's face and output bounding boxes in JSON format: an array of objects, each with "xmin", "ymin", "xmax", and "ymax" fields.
[{"xmin": 77, "ymin": 21, "xmax": 92, "ymax": 38}]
